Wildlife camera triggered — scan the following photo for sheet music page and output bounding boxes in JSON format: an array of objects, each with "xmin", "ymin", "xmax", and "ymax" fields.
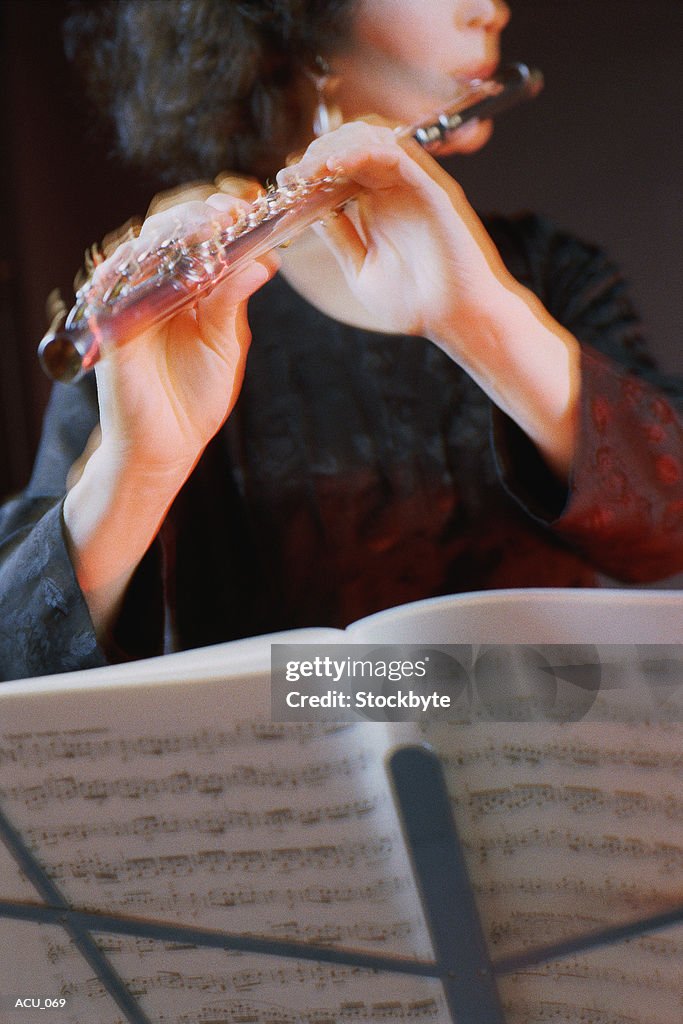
[
  {"xmin": 341, "ymin": 588, "xmax": 683, "ymax": 1020},
  {"xmin": 416, "ymin": 720, "xmax": 683, "ymax": 1024},
  {"xmin": 0, "ymin": 674, "xmax": 446, "ymax": 1023}
]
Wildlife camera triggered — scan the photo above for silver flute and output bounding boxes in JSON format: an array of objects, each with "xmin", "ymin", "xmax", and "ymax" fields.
[{"xmin": 38, "ymin": 63, "xmax": 543, "ymax": 383}]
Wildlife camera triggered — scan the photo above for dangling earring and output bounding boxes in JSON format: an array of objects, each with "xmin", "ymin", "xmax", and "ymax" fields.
[{"xmin": 306, "ymin": 56, "xmax": 343, "ymax": 137}]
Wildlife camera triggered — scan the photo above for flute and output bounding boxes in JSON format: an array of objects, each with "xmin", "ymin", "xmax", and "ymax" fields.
[{"xmin": 38, "ymin": 63, "xmax": 543, "ymax": 384}]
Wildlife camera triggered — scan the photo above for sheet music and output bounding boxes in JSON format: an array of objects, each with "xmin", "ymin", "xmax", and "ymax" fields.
[
  {"xmin": 1, "ymin": 672, "xmax": 682, "ymax": 1022},
  {"xmin": 421, "ymin": 721, "xmax": 683, "ymax": 1024},
  {"xmin": 0, "ymin": 676, "xmax": 445, "ymax": 1023}
]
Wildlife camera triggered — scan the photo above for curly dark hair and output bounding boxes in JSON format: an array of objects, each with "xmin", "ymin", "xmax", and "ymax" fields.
[{"xmin": 64, "ymin": 0, "xmax": 359, "ymax": 184}]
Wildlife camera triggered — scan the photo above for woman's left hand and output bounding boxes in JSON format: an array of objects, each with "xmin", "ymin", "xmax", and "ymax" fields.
[
  {"xmin": 279, "ymin": 122, "xmax": 581, "ymax": 480},
  {"xmin": 278, "ymin": 121, "xmax": 509, "ymax": 344}
]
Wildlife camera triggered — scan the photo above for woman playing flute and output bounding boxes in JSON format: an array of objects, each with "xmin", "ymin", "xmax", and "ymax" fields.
[{"xmin": 1, "ymin": 0, "xmax": 681, "ymax": 679}]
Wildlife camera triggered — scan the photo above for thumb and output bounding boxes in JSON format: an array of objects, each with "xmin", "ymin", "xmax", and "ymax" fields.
[{"xmin": 196, "ymin": 251, "xmax": 280, "ymax": 345}]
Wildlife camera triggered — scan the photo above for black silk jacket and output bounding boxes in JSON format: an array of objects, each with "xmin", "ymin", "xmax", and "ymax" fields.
[{"xmin": 1, "ymin": 214, "xmax": 682, "ymax": 680}]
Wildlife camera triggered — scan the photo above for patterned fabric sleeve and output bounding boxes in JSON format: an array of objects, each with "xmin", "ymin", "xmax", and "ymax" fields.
[
  {"xmin": 488, "ymin": 214, "xmax": 683, "ymax": 582},
  {"xmin": 0, "ymin": 497, "xmax": 107, "ymax": 679},
  {"xmin": 0, "ymin": 379, "xmax": 164, "ymax": 681}
]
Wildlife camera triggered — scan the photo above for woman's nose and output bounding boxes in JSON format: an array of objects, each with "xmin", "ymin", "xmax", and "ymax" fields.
[{"xmin": 460, "ymin": 0, "xmax": 511, "ymax": 32}]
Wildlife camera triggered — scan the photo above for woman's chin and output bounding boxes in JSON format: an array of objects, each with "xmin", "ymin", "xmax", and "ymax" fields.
[{"xmin": 435, "ymin": 117, "xmax": 493, "ymax": 156}]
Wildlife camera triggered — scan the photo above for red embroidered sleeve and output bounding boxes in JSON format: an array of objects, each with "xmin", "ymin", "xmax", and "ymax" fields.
[
  {"xmin": 555, "ymin": 346, "xmax": 683, "ymax": 581},
  {"xmin": 493, "ymin": 346, "xmax": 683, "ymax": 582}
]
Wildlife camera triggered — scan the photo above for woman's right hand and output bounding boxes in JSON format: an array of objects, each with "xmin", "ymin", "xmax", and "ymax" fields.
[
  {"xmin": 63, "ymin": 192, "xmax": 278, "ymax": 638},
  {"xmin": 95, "ymin": 192, "xmax": 277, "ymax": 478}
]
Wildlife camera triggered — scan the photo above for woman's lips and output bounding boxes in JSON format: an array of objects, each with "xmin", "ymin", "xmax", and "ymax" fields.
[{"xmin": 454, "ymin": 60, "xmax": 500, "ymax": 85}]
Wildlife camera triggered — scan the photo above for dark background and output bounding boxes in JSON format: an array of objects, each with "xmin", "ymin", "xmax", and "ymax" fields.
[{"xmin": 1, "ymin": 0, "xmax": 682, "ymax": 501}]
